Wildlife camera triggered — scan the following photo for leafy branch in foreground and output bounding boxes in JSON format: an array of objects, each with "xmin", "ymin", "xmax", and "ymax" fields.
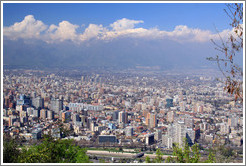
[{"xmin": 207, "ymin": 3, "xmax": 243, "ymax": 102}]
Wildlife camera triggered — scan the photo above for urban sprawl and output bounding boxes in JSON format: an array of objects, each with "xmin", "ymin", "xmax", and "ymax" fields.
[{"xmin": 2, "ymin": 69, "xmax": 243, "ymax": 162}]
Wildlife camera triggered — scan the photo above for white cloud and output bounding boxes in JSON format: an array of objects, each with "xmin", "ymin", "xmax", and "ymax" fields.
[
  {"xmin": 80, "ymin": 24, "xmax": 108, "ymax": 41},
  {"xmin": 3, "ymin": 15, "xmax": 232, "ymax": 44},
  {"xmin": 46, "ymin": 21, "xmax": 79, "ymax": 42},
  {"xmin": 3, "ymin": 15, "xmax": 47, "ymax": 40},
  {"xmin": 110, "ymin": 18, "xmax": 144, "ymax": 31}
]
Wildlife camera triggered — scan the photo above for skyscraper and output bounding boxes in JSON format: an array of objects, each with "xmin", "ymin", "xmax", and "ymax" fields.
[
  {"xmin": 174, "ymin": 121, "xmax": 186, "ymax": 146},
  {"xmin": 166, "ymin": 98, "xmax": 173, "ymax": 108},
  {"xmin": 40, "ymin": 109, "xmax": 47, "ymax": 120},
  {"xmin": 17, "ymin": 94, "xmax": 30, "ymax": 106},
  {"xmin": 118, "ymin": 111, "xmax": 128, "ymax": 124},
  {"xmin": 50, "ymin": 99, "xmax": 63, "ymax": 114},
  {"xmin": 146, "ymin": 112, "xmax": 157, "ymax": 128},
  {"xmin": 112, "ymin": 110, "xmax": 119, "ymax": 121},
  {"xmin": 32, "ymin": 96, "xmax": 44, "ymax": 109},
  {"xmin": 125, "ymin": 126, "xmax": 134, "ymax": 137}
]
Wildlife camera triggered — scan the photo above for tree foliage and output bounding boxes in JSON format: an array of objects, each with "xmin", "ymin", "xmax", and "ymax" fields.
[
  {"xmin": 207, "ymin": 3, "xmax": 243, "ymax": 102},
  {"xmin": 165, "ymin": 138, "xmax": 215, "ymax": 163},
  {"xmin": 154, "ymin": 148, "xmax": 164, "ymax": 163},
  {"xmin": 3, "ymin": 135, "xmax": 21, "ymax": 163},
  {"xmin": 145, "ymin": 155, "xmax": 151, "ymax": 163},
  {"xmin": 3, "ymin": 134, "xmax": 91, "ymax": 163}
]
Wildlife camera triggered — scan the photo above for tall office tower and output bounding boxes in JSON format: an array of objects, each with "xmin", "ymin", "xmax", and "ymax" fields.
[
  {"xmin": 33, "ymin": 109, "xmax": 40, "ymax": 118},
  {"xmin": 143, "ymin": 109, "xmax": 149, "ymax": 118},
  {"xmin": 90, "ymin": 121, "xmax": 96, "ymax": 131},
  {"xmin": 61, "ymin": 111, "xmax": 71, "ymax": 123},
  {"xmin": 32, "ymin": 96, "xmax": 44, "ymax": 109},
  {"xmin": 27, "ymin": 107, "xmax": 34, "ymax": 116},
  {"xmin": 80, "ymin": 115, "xmax": 88, "ymax": 127},
  {"xmin": 50, "ymin": 99, "xmax": 63, "ymax": 114},
  {"xmin": 125, "ymin": 126, "xmax": 134, "ymax": 137},
  {"xmin": 149, "ymin": 113, "xmax": 157, "ymax": 128},
  {"xmin": 145, "ymin": 133, "xmax": 155, "ymax": 145},
  {"xmin": 174, "ymin": 121, "xmax": 186, "ymax": 146},
  {"xmin": 47, "ymin": 110, "xmax": 54, "ymax": 120},
  {"xmin": 165, "ymin": 98, "xmax": 173, "ymax": 108},
  {"xmin": 40, "ymin": 109, "xmax": 47, "ymax": 120},
  {"xmin": 87, "ymin": 117, "xmax": 92, "ymax": 129},
  {"xmin": 145, "ymin": 112, "xmax": 150, "ymax": 126},
  {"xmin": 155, "ymin": 129, "xmax": 162, "ymax": 141},
  {"xmin": 118, "ymin": 111, "xmax": 128, "ymax": 124},
  {"xmin": 17, "ymin": 94, "xmax": 31, "ymax": 106},
  {"xmin": 112, "ymin": 110, "xmax": 119, "ymax": 121}
]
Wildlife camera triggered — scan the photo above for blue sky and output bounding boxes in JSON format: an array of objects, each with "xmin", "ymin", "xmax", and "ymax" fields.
[
  {"xmin": 2, "ymin": 2, "xmax": 243, "ymax": 70},
  {"xmin": 3, "ymin": 3, "xmax": 231, "ymax": 32}
]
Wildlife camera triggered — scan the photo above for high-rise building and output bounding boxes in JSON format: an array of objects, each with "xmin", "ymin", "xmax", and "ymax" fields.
[
  {"xmin": 166, "ymin": 98, "xmax": 173, "ymax": 108},
  {"xmin": 40, "ymin": 109, "xmax": 47, "ymax": 120},
  {"xmin": 145, "ymin": 133, "xmax": 155, "ymax": 145},
  {"xmin": 61, "ymin": 111, "xmax": 71, "ymax": 123},
  {"xmin": 118, "ymin": 111, "xmax": 128, "ymax": 124},
  {"xmin": 143, "ymin": 109, "xmax": 149, "ymax": 118},
  {"xmin": 47, "ymin": 110, "xmax": 54, "ymax": 120},
  {"xmin": 174, "ymin": 121, "xmax": 186, "ymax": 146},
  {"xmin": 80, "ymin": 115, "xmax": 88, "ymax": 127},
  {"xmin": 27, "ymin": 107, "xmax": 34, "ymax": 116},
  {"xmin": 32, "ymin": 97, "xmax": 44, "ymax": 109},
  {"xmin": 163, "ymin": 121, "xmax": 193, "ymax": 148},
  {"xmin": 145, "ymin": 112, "xmax": 150, "ymax": 126},
  {"xmin": 149, "ymin": 113, "xmax": 157, "ymax": 128},
  {"xmin": 33, "ymin": 109, "xmax": 40, "ymax": 118},
  {"xmin": 90, "ymin": 121, "xmax": 96, "ymax": 131},
  {"xmin": 146, "ymin": 112, "xmax": 157, "ymax": 128},
  {"xmin": 155, "ymin": 129, "xmax": 162, "ymax": 141},
  {"xmin": 17, "ymin": 94, "xmax": 31, "ymax": 106},
  {"xmin": 112, "ymin": 110, "xmax": 119, "ymax": 121},
  {"xmin": 51, "ymin": 99, "xmax": 63, "ymax": 114},
  {"xmin": 162, "ymin": 135, "xmax": 173, "ymax": 149},
  {"xmin": 125, "ymin": 126, "xmax": 134, "ymax": 137}
]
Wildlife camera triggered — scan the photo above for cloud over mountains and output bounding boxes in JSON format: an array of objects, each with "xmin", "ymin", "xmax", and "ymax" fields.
[
  {"xmin": 4, "ymin": 15, "xmax": 232, "ymax": 43},
  {"xmin": 3, "ymin": 15, "xmax": 239, "ymax": 70}
]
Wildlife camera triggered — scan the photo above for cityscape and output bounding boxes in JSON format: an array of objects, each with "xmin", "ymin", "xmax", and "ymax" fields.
[{"xmin": 1, "ymin": 2, "xmax": 244, "ymax": 164}]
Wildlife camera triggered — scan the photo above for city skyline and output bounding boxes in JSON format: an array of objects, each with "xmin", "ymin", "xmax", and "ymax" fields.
[{"xmin": 1, "ymin": 2, "xmax": 244, "ymax": 164}]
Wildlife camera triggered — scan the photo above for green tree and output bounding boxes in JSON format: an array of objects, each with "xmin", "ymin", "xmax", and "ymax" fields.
[
  {"xmin": 166, "ymin": 138, "xmax": 201, "ymax": 163},
  {"xmin": 18, "ymin": 134, "xmax": 91, "ymax": 163},
  {"xmin": 3, "ymin": 135, "xmax": 21, "ymax": 163},
  {"xmin": 154, "ymin": 148, "xmax": 164, "ymax": 163},
  {"xmin": 145, "ymin": 156, "xmax": 151, "ymax": 163}
]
